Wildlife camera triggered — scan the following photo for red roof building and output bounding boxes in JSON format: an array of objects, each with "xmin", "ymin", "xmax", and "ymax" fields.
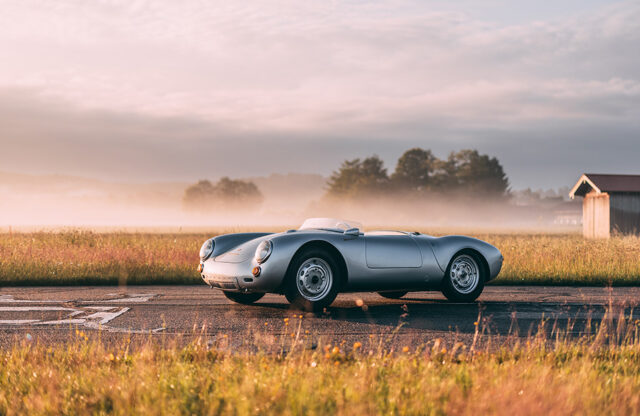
[{"xmin": 569, "ymin": 174, "xmax": 640, "ymax": 238}]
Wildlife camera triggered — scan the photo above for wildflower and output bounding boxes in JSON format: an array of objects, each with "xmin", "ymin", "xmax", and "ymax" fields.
[
  {"xmin": 402, "ymin": 346, "xmax": 410, "ymax": 353},
  {"xmin": 311, "ymin": 361, "xmax": 317, "ymax": 368},
  {"xmin": 353, "ymin": 342, "xmax": 362, "ymax": 350},
  {"xmin": 332, "ymin": 346, "xmax": 340, "ymax": 355}
]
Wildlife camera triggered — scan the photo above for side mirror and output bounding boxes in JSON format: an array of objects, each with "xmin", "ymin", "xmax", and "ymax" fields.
[{"xmin": 343, "ymin": 228, "xmax": 360, "ymax": 239}]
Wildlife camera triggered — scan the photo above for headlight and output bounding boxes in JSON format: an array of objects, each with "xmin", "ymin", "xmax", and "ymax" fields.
[
  {"xmin": 199, "ymin": 239, "xmax": 214, "ymax": 261},
  {"xmin": 254, "ymin": 240, "xmax": 272, "ymax": 264}
]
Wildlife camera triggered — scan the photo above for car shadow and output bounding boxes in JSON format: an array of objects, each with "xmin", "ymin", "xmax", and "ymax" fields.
[{"xmin": 253, "ymin": 297, "xmax": 619, "ymax": 336}]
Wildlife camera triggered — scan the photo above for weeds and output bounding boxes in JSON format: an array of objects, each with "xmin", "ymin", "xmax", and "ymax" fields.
[{"xmin": 1, "ymin": 308, "xmax": 640, "ymax": 415}]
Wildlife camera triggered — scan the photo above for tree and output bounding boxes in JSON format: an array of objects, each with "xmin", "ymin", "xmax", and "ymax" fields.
[
  {"xmin": 391, "ymin": 148, "xmax": 438, "ymax": 192},
  {"xmin": 445, "ymin": 149, "xmax": 509, "ymax": 197},
  {"xmin": 326, "ymin": 156, "xmax": 389, "ymax": 197},
  {"xmin": 182, "ymin": 180, "xmax": 217, "ymax": 210},
  {"xmin": 183, "ymin": 177, "xmax": 263, "ymax": 212}
]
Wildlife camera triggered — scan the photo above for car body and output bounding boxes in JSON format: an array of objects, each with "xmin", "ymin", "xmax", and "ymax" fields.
[{"xmin": 198, "ymin": 218, "xmax": 503, "ymax": 310}]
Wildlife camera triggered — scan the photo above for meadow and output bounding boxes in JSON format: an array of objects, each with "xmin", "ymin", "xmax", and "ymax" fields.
[
  {"xmin": 1, "ymin": 229, "xmax": 640, "ymax": 286},
  {"xmin": 1, "ymin": 313, "xmax": 640, "ymax": 415},
  {"xmin": 2, "ymin": 231, "xmax": 640, "ymax": 415}
]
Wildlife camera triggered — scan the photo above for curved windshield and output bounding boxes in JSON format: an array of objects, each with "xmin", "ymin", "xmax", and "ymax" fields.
[{"xmin": 299, "ymin": 218, "xmax": 363, "ymax": 231}]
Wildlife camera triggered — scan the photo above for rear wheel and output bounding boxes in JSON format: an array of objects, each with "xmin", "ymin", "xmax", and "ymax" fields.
[
  {"xmin": 378, "ymin": 291, "xmax": 408, "ymax": 299},
  {"xmin": 223, "ymin": 291, "xmax": 265, "ymax": 305},
  {"xmin": 441, "ymin": 251, "xmax": 485, "ymax": 302},
  {"xmin": 285, "ymin": 248, "xmax": 341, "ymax": 312}
]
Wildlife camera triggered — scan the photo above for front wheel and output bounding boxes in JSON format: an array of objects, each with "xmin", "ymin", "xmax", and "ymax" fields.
[
  {"xmin": 223, "ymin": 291, "xmax": 265, "ymax": 305},
  {"xmin": 285, "ymin": 248, "xmax": 341, "ymax": 312},
  {"xmin": 441, "ymin": 251, "xmax": 485, "ymax": 302}
]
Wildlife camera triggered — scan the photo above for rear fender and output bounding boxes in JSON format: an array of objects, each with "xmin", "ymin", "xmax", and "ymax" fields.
[{"xmin": 428, "ymin": 236, "xmax": 502, "ymax": 281}]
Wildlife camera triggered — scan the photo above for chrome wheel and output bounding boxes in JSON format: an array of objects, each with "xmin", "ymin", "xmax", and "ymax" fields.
[
  {"xmin": 296, "ymin": 257, "xmax": 333, "ymax": 301},
  {"xmin": 449, "ymin": 254, "xmax": 479, "ymax": 294}
]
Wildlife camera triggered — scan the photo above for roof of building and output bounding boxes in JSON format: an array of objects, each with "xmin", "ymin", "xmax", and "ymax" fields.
[{"xmin": 569, "ymin": 174, "xmax": 640, "ymax": 198}]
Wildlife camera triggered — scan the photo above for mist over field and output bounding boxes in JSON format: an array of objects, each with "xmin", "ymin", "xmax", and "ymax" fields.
[{"xmin": 0, "ymin": 170, "xmax": 577, "ymax": 231}]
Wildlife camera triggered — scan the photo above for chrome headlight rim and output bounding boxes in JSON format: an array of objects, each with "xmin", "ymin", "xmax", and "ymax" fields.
[
  {"xmin": 199, "ymin": 239, "xmax": 214, "ymax": 262},
  {"xmin": 255, "ymin": 240, "xmax": 273, "ymax": 264}
]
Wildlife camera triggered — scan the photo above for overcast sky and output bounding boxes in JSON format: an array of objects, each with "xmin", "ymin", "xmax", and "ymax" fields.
[{"xmin": 1, "ymin": 0, "xmax": 639, "ymax": 189}]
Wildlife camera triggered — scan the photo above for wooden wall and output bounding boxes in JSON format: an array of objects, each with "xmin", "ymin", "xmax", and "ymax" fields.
[
  {"xmin": 610, "ymin": 192, "xmax": 640, "ymax": 235},
  {"xmin": 583, "ymin": 191, "xmax": 610, "ymax": 239}
]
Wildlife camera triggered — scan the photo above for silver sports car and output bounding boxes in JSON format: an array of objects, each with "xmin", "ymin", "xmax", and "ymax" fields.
[{"xmin": 198, "ymin": 218, "xmax": 503, "ymax": 311}]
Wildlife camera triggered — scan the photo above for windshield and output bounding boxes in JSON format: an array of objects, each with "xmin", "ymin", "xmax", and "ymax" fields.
[{"xmin": 299, "ymin": 218, "xmax": 363, "ymax": 231}]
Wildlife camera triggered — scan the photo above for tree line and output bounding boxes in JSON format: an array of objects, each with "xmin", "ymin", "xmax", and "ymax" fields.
[
  {"xmin": 326, "ymin": 148, "xmax": 509, "ymax": 198},
  {"xmin": 183, "ymin": 177, "xmax": 263, "ymax": 212},
  {"xmin": 182, "ymin": 148, "xmax": 509, "ymax": 211}
]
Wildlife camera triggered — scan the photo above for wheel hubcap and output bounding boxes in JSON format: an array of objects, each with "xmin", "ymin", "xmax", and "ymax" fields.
[
  {"xmin": 450, "ymin": 255, "xmax": 479, "ymax": 294},
  {"xmin": 296, "ymin": 258, "xmax": 333, "ymax": 301}
]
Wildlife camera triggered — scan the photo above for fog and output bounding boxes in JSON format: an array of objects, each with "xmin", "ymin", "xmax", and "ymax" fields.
[{"xmin": 0, "ymin": 171, "xmax": 579, "ymax": 233}]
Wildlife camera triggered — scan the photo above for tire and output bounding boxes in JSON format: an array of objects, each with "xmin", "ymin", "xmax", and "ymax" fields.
[
  {"xmin": 441, "ymin": 250, "xmax": 485, "ymax": 302},
  {"xmin": 378, "ymin": 291, "xmax": 408, "ymax": 299},
  {"xmin": 284, "ymin": 248, "xmax": 341, "ymax": 312},
  {"xmin": 223, "ymin": 291, "xmax": 265, "ymax": 305}
]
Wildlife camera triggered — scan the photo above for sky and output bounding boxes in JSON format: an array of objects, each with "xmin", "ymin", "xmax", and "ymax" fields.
[{"xmin": 0, "ymin": 0, "xmax": 639, "ymax": 189}]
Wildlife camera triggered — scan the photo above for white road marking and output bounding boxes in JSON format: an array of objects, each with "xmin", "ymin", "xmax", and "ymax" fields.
[
  {"xmin": 38, "ymin": 319, "xmax": 87, "ymax": 325},
  {"xmin": 0, "ymin": 320, "xmax": 40, "ymax": 324},
  {"xmin": 94, "ymin": 294, "xmax": 155, "ymax": 303},
  {"xmin": 84, "ymin": 308, "xmax": 130, "ymax": 324},
  {"xmin": 0, "ymin": 294, "xmax": 69, "ymax": 303},
  {"xmin": 0, "ymin": 293, "xmax": 158, "ymax": 333},
  {"xmin": 0, "ymin": 306, "xmax": 77, "ymax": 312},
  {"xmin": 0, "ymin": 293, "xmax": 157, "ymax": 304}
]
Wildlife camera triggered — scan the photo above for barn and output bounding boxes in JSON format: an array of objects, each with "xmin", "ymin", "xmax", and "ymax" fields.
[{"xmin": 569, "ymin": 173, "xmax": 640, "ymax": 238}]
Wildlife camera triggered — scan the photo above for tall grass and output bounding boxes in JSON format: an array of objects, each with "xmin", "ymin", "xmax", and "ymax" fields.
[
  {"xmin": 1, "ymin": 230, "xmax": 640, "ymax": 286},
  {"xmin": 1, "ymin": 307, "xmax": 640, "ymax": 415},
  {"xmin": 480, "ymin": 233, "xmax": 640, "ymax": 285}
]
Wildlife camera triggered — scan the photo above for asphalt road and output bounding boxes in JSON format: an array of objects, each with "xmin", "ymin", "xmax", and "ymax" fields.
[{"xmin": 1, "ymin": 286, "xmax": 638, "ymax": 350}]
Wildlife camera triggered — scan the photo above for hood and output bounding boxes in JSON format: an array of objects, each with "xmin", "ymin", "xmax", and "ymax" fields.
[{"xmin": 213, "ymin": 234, "xmax": 275, "ymax": 263}]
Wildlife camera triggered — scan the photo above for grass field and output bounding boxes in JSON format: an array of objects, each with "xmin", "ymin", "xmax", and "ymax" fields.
[
  {"xmin": 1, "ymin": 229, "xmax": 640, "ymax": 286},
  {"xmin": 1, "ymin": 315, "xmax": 640, "ymax": 415}
]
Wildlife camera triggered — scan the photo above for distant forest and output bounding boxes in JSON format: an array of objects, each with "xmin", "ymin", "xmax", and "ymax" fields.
[
  {"xmin": 326, "ymin": 148, "xmax": 508, "ymax": 199},
  {"xmin": 182, "ymin": 148, "xmax": 509, "ymax": 212}
]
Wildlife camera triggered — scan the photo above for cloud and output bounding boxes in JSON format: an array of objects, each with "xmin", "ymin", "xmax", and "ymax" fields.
[
  {"xmin": 1, "ymin": 87, "xmax": 639, "ymax": 190},
  {"xmin": 0, "ymin": 0, "xmax": 639, "ymax": 188}
]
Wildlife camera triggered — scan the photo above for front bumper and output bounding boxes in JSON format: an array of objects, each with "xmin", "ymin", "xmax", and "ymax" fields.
[{"xmin": 199, "ymin": 257, "xmax": 286, "ymax": 293}]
